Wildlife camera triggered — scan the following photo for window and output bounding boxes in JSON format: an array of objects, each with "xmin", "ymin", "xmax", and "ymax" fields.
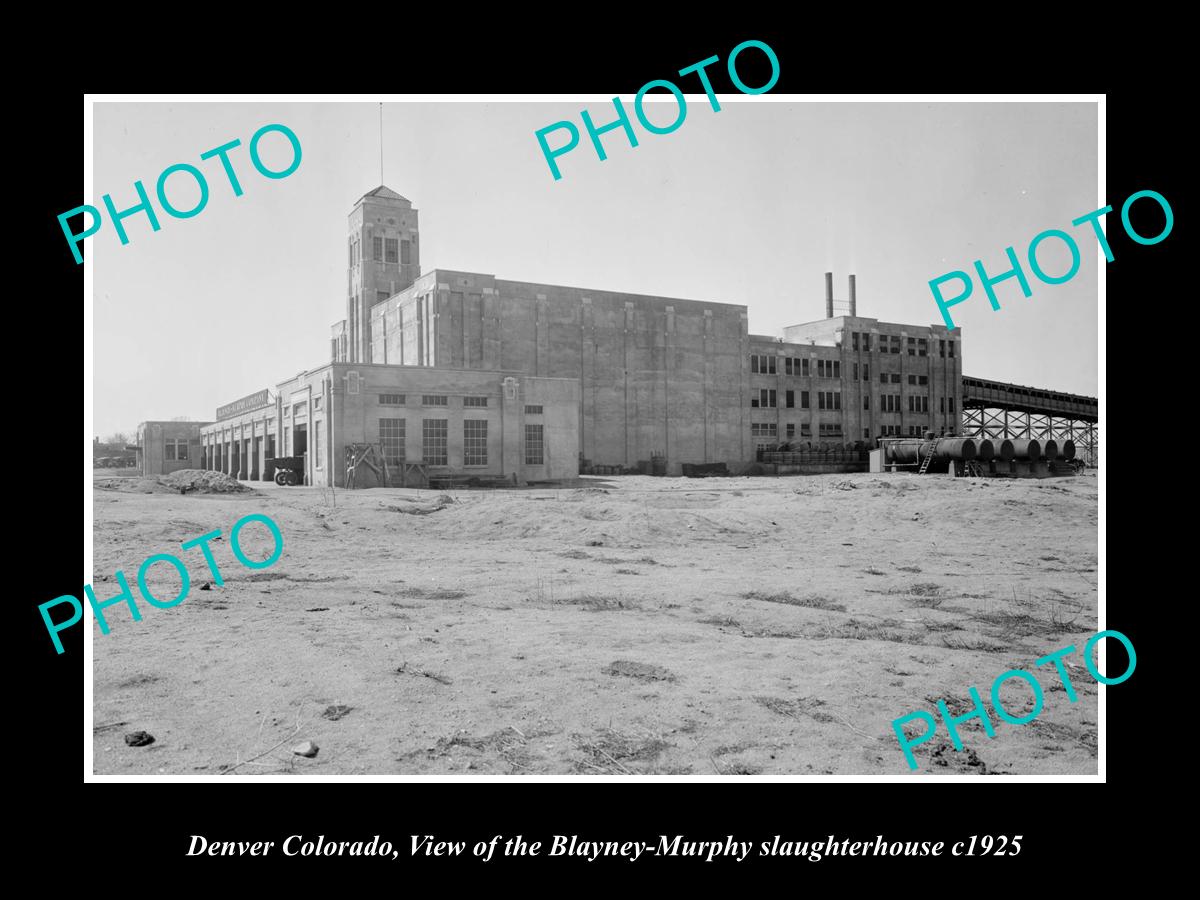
[
  {"xmin": 819, "ymin": 422, "xmax": 843, "ymax": 437},
  {"xmin": 525, "ymin": 404, "xmax": 543, "ymax": 414},
  {"xmin": 785, "ymin": 357, "xmax": 793, "ymax": 375},
  {"xmin": 949, "ymin": 341, "xmax": 955, "ymax": 358},
  {"xmin": 314, "ymin": 421, "xmax": 323, "ymax": 468},
  {"xmin": 786, "ymin": 423, "xmax": 795, "ymax": 438},
  {"xmin": 750, "ymin": 354, "xmax": 776, "ymax": 374},
  {"xmin": 918, "ymin": 338, "xmax": 928, "ymax": 357},
  {"xmin": 401, "ymin": 240, "xmax": 411, "ymax": 265},
  {"xmin": 890, "ymin": 336, "xmax": 901, "ymax": 354},
  {"xmin": 891, "ymin": 373, "xmax": 901, "ymax": 384},
  {"xmin": 921, "ymin": 396, "xmax": 929, "ymax": 413},
  {"xmin": 385, "ymin": 238, "xmax": 398, "ymax": 263},
  {"xmin": 949, "ymin": 398, "xmax": 956, "ymax": 414},
  {"xmin": 801, "ymin": 391, "xmax": 810, "ymax": 409},
  {"xmin": 293, "ymin": 402, "xmax": 305, "ymax": 416},
  {"xmin": 941, "ymin": 397, "xmax": 946, "ymax": 414},
  {"xmin": 919, "ymin": 375, "xmax": 929, "ymax": 385},
  {"xmin": 908, "ymin": 425, "xmax": 923, "ymax": 437},
  {"xmin": 464, "ymin": 420, "xmax": 488, "ymax": 466},
  {"xmin": 907, "ymin": 337, "xmax": 917, "ymax": 356},
  {"xmin": 833, "ymin": 361, "xmax": 840, "ymax": 378},
  {"xmin": 800, "ymin": 423, "xmax": 812, "ymax": 437},
  {"xmin": 863, "ymin": 364, "xmax": 870, "ymax": 381},
  {"xmin": 852, "ymin": 332, "xmax": 860, "ymax": 351},
  {"xmin": 863, "ymin": 395, "xmax": 870, "ymax": 410},
  {"xmin": 422, "ymin": 395, "xmax": 448, "ymax": 406},
  {"xmin": 880, "ymin": 373, "xmax": 888, "ymax": 385},
  {"xmin": 863, "ymin": 428, "xmax": 870, "ymax": 439},
  {"xmin": 348, "ymin": 241, "xmax": 353, "ymax": 267},
  {"xmin": 372, "ymin": 236, "xmax": 382, "ymax": 261},
  {"xmin": 817, "ymin": 359, "xmax": 824, "ymax": 378},
  {"xmin": 751, "ymin": 389, "xmax": 777, "ymax": 408},
  {"xmin": 463, "ymin": 396, "xmax": 489, "ymax": 408},
  {"xmin": 908, "ymin": 375, "xmax": 917, "ymax": 385},
  {"xmin": 834, "ymin": 391, "xmax": 841, "ymax": 410},
  {"xmin": 423, "ymin": 419, "xmax": 448, "ymax": 465},
  {"xmin": 379, "ymin": 393, "xmax": 406, "ymax": 405},
  {"xmin": 864, "ymin": 334, "xmax": 871, "ymax": 351},
  {"xmin": 908, "ymin": 395, "xmax": 915, "ymax": 413},
  {"xmin": 164, "ymin": 438, "xmax": 188, "ymax": 460},
  {"xmin": 751, "ymin": 422, "xmax": 778, "ymax": 451},
  {"xmin": 818, "ymin": 391, "xmax": 825, "ymax": 410},
  {"xmin": 940, "ymin": 339, "xmax": 946, "ymax": 358},
  {"xmin": 379, "ymin": 418, "xmax": 406, "ymax": 465},
  {"xmin": 785, "ymin": 390, "xmax": 795, "ymax": 409},
  {"xmin": 525, "ymin": 424, "xmax": 544, "ymax": 464}
]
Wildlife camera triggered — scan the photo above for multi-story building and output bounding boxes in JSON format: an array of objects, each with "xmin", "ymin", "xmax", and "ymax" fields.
[
  {"xmin": 747, "ymin": 275, "xmax": 963, "ymax": 454},
  {"xmin": 199, "ymin": 184, "xmax": 964, "ymax": 485}
]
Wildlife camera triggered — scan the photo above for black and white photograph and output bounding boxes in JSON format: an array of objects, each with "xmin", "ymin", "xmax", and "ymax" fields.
[{"xmin": 80, "ymin": 95, "xmax": 1105, "ymax": 780}]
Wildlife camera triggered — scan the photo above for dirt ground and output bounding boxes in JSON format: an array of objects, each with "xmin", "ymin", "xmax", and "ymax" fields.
[{"xmin": 90, "ymin": 471, "xmax": 1100, "ymax": 777}]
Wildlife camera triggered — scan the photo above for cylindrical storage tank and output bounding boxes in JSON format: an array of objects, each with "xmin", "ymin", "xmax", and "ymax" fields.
[
  {"xmin": 1060, "ymin": 439, "xmax": 1076, "ymax": 460},
  {"xmin": 977, "ymin": 439, "xmax": 996, "ymax": 461},
  {"xmin": 931, "ymin": 438, "xmax": 978, "ymax": 461},
  {"xmin": 1042, "ymin": 439, "xmax": 1059, "ymax": 460},
  {"xmin": 994, "ymin": 439, "xmax": 1015, "ymax": 460},
  {"xmin": 1009, "ymin": 439, "xmax": 1042, "ymax": 460},
  {"xmin": 884, "ymin": 440, "xmax": 925, "ymax": 464}
]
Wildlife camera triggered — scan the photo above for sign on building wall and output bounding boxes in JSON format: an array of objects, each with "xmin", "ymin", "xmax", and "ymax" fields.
[{"xmin": 216, "ymin": 389, "xmax": 271, "ymax": 421}]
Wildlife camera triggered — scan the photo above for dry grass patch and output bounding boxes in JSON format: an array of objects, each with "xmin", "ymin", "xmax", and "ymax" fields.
[
  {"xmin": 742, "ymin": 590, "xmax": 847, "ymax": 612},
  {"xmin": 601, "ymin": 660, "xmax": 676, "ymax": 682},
  {"xmin": 573, "ymin": 728, "xmax": 671, "ymax": 774}
]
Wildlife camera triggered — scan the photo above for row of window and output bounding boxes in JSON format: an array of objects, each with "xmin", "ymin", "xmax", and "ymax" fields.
[
  {"xmin": 851, "ymin": 331, "xmax": 956, "ymax": 359},
  {"xmin": 751, "ymin": 390, "xmax": 842, "ymax": 410},
  {"xmin": 378, "ymin": 394, "xmax": 490, "ymax": 407},
  {"xmin": 163, "ymin": 438, "xmax": 189, "ymax": 460},
  {"xmin": 376, "ymin": 418, "xmax": 545, "ymax": 467},
  {"xmin": 753, "ymin": 421, "xmax": 845, "ymax": 447},
  {"xmin": 351, "ymin": 237, "xmax": 413, "ymax": 268},
  {"xmin": 751, "ymin": 355, "xmax": 843, "ymax": 378}
]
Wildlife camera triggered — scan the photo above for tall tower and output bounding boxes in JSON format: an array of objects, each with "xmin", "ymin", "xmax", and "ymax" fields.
[{"xmin": 345, "ymin": 186, "xmax": 420, "ymax": 363}]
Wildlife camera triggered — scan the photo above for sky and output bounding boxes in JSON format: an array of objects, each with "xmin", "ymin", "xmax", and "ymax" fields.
[{"xmin": 91, "ymin": 100, "xmax": 1098, "ymax": 438}]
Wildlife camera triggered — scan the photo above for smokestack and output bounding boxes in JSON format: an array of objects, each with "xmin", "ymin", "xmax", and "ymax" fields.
[
  {"xmin": 825, "ymin": 272, "xmax": 834, "ymax": 318},
  {"xmin": 849, "ymin": 274, "xmax": 857, "ymax": 317}
]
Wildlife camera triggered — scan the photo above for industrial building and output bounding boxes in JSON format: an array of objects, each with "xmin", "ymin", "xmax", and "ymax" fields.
[
  {"xmin": 188, "ymin": 183, "xmax": 1094, "ymax": 486},
  {"xmin": 135, "ymin": 420, "xmax": 212, "ymax": 477}
]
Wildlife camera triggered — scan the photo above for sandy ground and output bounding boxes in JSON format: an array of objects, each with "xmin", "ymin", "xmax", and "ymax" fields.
[{"xmin": 90, "ymin": 471, "xmax": 1099, "ymax": 777}]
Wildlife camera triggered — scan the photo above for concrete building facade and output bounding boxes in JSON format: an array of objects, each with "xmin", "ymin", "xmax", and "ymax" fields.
[
  {"xmin": 200, "ymin": 365, "xmax": 579, "ymax": 488},
  {"xmin": 746, "ymin": 310, "xmax": 962, "ymax": 454}
]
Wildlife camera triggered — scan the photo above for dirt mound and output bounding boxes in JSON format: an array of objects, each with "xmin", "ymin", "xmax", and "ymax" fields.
[{"xmin": 160, "ymin": 469, "xmax": 252, "ymax": 493}]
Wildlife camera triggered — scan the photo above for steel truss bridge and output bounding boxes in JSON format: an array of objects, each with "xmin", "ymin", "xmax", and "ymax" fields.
[{"xmin": 961, "ymin": 376, "xmax": 1098, "ymax": 467}]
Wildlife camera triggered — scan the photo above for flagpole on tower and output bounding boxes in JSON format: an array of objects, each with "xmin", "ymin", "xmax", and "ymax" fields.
[{"xmin": 379, "ymin": 102, "xmax": 384, "ymax": 184}]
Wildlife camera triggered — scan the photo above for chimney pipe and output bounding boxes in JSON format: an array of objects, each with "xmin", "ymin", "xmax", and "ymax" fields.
[
  {"xmin": 825, "ymin": 272, "xmax": 833, "ymax": 318},
  {"xmin": 849, "ymin": 274, "xmax": 857, "ymax": 317}
]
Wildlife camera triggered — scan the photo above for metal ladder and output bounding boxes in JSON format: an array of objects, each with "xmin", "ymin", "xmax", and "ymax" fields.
[{"xmin": 917, "ymin": 439, "xmax": 938, "ymax": 475}]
